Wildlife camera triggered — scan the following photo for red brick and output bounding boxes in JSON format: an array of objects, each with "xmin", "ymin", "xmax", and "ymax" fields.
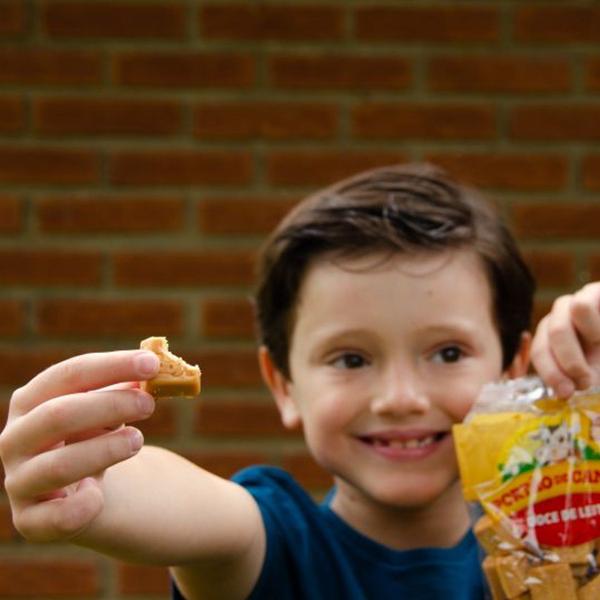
[
  {"xmin": 196, "ymin": 400, "xmax": 294, "ymax": 438},
  {"xmin": 352, "ymin": 103, "xmax": 495, "ymax": 140},
  {"xmin": 0, "ymin": 400, "xmax": 7, "ymax": 429},
  {"xmin": 201, "ymin": 297, "xmax": 254, "ymax": 338},
  {"xmin": 43, "ymin": 1, "xmax": 185, "ymax": 39},
  {"xmin": 0, "ymin": 249, "xmax": 101, "ymax": 287},
  {"xmin": 0, "ymin": 347, "xmax": 74, "ymax": 387},
  {"xmin": 0, "ymin": 0, "xmax": 26, "ymax": 36},
  {"xmin": 515, "ymin": 6, "xmax": 600, "ymax": 42},
  {"xmin": 0, "ymin": 300, "xmax": 26, "ymax": 336},
  {"xmin": 37, "ymin": 195, "xmax": 184, "ymax": 233},
  {"xmin": 267, "ymin": 150, "xmax": 409, "ymax": 187},
  {"xmin": 0, "ymin": 48, "xmax": 102, "ymax": 85},
  {"xmin": 586, "ymin": 58, "xmax": 600, "ymax": 91},
  {"xmin": 0, "ymin": 502, "xmax": 16, "ymax": 541},
  {"xmin": 512, "ymin": 203, "xmax": 600, "ymax": 239},
  {"xmin": 582, "ymin": 156, "xmax": 600, "ymax": 191},
  {"xmin": 200, "ymin": 4, "xmax": 343, "ymax": 41},
  {"xmin": 129, "ymin": 401, "xmax": 176, "ymax": 438},
  {"xmin": 186, "ymin": 348, "xmax": 262, "ymax": 389},
  {"xmin": 532, "ymin": 298, "xmax": 553, "ymax": 330},
  {"xmin": 0, "ymin": 401, "xmax": 5, "ymax": 480},
  {"xmin": 282, "ymin": 452, "xmax": 333, "ymax": 490},
  {"xmin": 0, "ymin": 96, "xmax": 24, "ymax": 133},
  {"xmin": 510, "ymin": 105, "xmax": 600, "ymax": 140},
  {"xmin": 0, "ymin": 196, "xmax": 21, "ymax": 233},
  {"xmin": 114, "ymin": 250, "xmax": 255, "ymax": 288},
  {"xmin": 117, "ymin": 562, "xmax": 170, "ymax": 595},
  {"xmin": 114, "ymin": 51, "xmax": 255, "ymax": 89},
  {"xmin": 36, "ymin": 298, "xmax": 184, "ymax": 337},
  {"xmin": 0, "ymin": 146, "xmax": 98, "ymax": 185},
  {"xmin": 198, "ymin": 197, "xmax": 296, "ymax": 235},
  {"xmin": 183, "ymin": 450, "xmax": 267, "ymax": 479},
  {"xmin": 269, "ymin": 54, "xmax": 411, "ymax": 90},
  {"xmin": 110, "ymin": 150, "xmax": 253, "ymax": 186},
  {"xmin": 194, "ymin": 102, "xmax": 339, "ymax": 141},
  {"xmin": 589, "ymin": 255, "xmax": 600, "ymax": 281},
  {"xmin": 522, "ymin": 249, "xmax": 575, "ymax": 289},
  {"xmin": 34, "ymin": 97, "xmax": 182, "ymax": 136},
  {"xmin": 424, "ymin": 154, "xmax": 568, "ymax": 191},
  {"xmin": 0, "ymin": 560, "xmax": 98, "ymax": 597},
  {"xmin": 428, "ymin": 56, "xmax": 571, "ymax": 93},
  {"xmin": 355, "ymin": 6, "xmax": 499, "ymax": 42}
]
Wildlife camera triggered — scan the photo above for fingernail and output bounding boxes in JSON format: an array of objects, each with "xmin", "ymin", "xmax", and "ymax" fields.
[
  {"xmin": 135, "ymin": 352, "xmax": 159, "ymax": 377},
  {"xmin": 128, "ymin": 428, "xmax": 144, "ymax": 453},
  {"xmin": 556, "ymin": 381, "xmax": 574, "ymax": 398},
  {"xmin": 578, "ymin": 377, "xmax": 592, "ymax": 391},
  {"xmin": 137, "ymin": 392, "xmax": 155, "ymax": 416}
]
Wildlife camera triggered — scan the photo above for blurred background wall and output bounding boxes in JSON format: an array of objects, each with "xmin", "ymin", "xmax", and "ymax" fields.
[{"xmin": 0, "ymin": 1, "xmax": 599, "ymax": 598}]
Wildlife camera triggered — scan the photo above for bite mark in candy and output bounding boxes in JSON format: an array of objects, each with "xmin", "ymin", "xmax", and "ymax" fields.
[{"xmin": 139, "ymin": 336, "xmax": 201, "ymax": 399}]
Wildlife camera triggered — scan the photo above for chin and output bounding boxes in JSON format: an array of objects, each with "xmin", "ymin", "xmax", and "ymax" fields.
[
  {"xmin": 376, "ymin": 486, "xmax": 445, "ymax": 510},
  {"xmin": 364, "ymin": 472, "xmax": 461, "ymax": 511}
]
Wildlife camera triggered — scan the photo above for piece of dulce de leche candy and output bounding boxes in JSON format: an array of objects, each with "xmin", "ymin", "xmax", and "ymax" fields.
[
  {"xmin": 578, "ymin": 573, "xmax": 600, "ymax": 600},
  {"xmin": 474, "ymin": 515, "xmax": 521, "ymax": 556},
  {"xmin": 527, "ymin": 563, "xmax": 577, "ymax": 600},
  {"xmin": 482, "ymin": 556, "xmax": 507, "ymax": 600},
  {"xmin": 139, "ymin": 336, "xmax": 201, "ymax": 399}
]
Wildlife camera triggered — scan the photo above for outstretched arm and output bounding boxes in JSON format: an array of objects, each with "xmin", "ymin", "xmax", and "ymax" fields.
[
  {"xmin": 0, "ymin": 350, "xmax": 265, "ymax": 600},
  {"xmin": 531, "ymin": 282, "xmax": 600, "ymax": 396}
]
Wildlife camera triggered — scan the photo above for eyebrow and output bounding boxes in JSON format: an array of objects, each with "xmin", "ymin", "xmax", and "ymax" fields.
[{"xmin": 306, "ymin": 326, "xmax": 376, "ymax": 354}]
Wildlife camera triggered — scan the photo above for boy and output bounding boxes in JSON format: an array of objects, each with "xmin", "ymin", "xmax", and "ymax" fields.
[{"xmin": 1, "ymin": 163, "xmax": 599, "ymax": 600}]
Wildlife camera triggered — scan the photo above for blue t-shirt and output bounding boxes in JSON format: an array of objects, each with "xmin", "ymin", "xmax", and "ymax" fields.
[{"xmin": 172, "ymin": 465, "xmax": 487, "ymax": 600}]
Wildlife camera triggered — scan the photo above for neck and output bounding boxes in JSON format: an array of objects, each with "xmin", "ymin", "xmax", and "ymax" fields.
[{"xmin": 329, "ymin": 479, "xmax": 471, "ymax": 550}]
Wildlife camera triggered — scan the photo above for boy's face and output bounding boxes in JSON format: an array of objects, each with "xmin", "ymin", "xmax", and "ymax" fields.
[{"xmin": 264, "ymin": 249, "xmax": 528, "ymax": 515}]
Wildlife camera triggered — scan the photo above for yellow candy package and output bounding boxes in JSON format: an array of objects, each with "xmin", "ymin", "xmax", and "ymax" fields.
[{"xmin": 453, "ymin": 377, "xmax": 600, "ymax": 599}]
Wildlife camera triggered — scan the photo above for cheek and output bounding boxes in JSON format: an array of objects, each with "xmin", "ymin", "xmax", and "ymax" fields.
[
  {"xmin": 301, "ymin": 392, "xmax": 352, "ymax": 445},
  {"xmin": 441, "ymin": 380, "xmax": 491, "ymax": 423}
]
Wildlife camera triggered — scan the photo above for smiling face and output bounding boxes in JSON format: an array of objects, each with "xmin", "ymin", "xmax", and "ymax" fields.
[{"xmin": 262, "ymin": 249, "xmax": 528, "ymax": 526}]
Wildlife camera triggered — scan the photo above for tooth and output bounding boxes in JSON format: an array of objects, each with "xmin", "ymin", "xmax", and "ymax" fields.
[{"xmin": 371, "ymin": 436, "xmax": 437, "ymax": 449}]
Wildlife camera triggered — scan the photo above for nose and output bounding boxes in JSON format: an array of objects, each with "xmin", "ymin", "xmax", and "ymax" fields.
[{"xmin": 370, "ymin": 366, "xmax": 431, "ymax": 416}]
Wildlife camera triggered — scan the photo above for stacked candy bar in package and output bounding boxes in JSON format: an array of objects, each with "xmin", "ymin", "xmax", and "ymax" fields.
[{"xmin": 453, "ymin": 377, "xmax": 600, "ymax": 600}]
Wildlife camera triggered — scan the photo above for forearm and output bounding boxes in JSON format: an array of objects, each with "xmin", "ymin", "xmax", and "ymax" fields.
[{"xmin": 74, "ymin": 445, "xmax": 262, "ymax": 566}]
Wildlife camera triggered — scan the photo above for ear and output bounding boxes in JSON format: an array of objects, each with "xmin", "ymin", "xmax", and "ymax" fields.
[
  {"xmin": 258, "ymin": 346, "xmax": 302, "ymax": 430},
  {"xmin": 503, "ymin": 331, "xmax": 532, "ymax": 379}
]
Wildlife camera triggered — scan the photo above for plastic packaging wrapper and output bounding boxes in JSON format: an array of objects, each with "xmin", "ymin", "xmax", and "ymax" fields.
[{"xmin": 453, "ymin": 377, "xmax": 600, "ymax": 599}]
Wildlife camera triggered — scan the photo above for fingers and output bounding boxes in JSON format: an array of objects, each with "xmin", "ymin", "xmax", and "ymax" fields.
[
  {"xmin": 0, "ymin": 348, "xmax": 159, "ymax": 545},
  {"xmin": 10, "ymin": 350, "xmax": 159, "ymax": 418},
  {"xmin": 5, "ymin": 427, "xmax": 143, "ymax": 503},
  {"xmin": 532, "ymin": 284, "xmax": 600, "ymax": 395},
  {"xmin": 532, "ymin": 313, "xmax": 578, "ymax": 397},
  {"xmin": 1, "ymin": 388, "xmax": 154, "ymax": 463},
  {"xmin": 570, "ymin": 283, "xmax": 600, "ymax": 350},
  {"xmin": 12, "ymin": 477, "xmax": 104, "ymax": 543}
]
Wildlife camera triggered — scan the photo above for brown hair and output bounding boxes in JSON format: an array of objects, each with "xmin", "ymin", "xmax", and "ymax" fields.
[{"xmin": 254, "ymin": 163, "xmax": 535, "ymax": 379}]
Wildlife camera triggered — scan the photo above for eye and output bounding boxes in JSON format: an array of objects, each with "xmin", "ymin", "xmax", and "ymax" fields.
[
  {"xmin": 330, "ymin": 353, "xmax": 367, "ymax": 370},
  {"xmin": 432, "ymin": 345, "xmax": 464, "ymax": 364}
]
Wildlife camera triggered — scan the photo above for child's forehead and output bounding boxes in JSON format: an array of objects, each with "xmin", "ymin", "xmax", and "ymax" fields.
[
  {"xmin": 294, "ymin": 248, "xmax": 493, "ymax": 316},
  {"xmin": 288, "ymin": 247, "xmax": 502, "ymax": 355},
  {"xmin": 302, "ymin": 247, "xmax": 486, "ymax": 286}
]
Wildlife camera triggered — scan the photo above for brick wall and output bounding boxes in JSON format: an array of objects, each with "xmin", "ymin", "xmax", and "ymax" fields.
[{"xmin": 0, "ymin": 1, "xmax": 599, "ymax": 598}]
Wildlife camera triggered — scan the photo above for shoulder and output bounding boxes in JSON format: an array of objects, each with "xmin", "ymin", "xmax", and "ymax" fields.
[
  {"xmin": 232, "ymin": 465, "xmax": 322, "ymax": 535},
  {"xmin": 232, "ymin": 465, "xmax": 307, "ymax": 497},
  {"xmin": 231, "ymin": 466, "xmax": 346, "ymax": 599}
]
